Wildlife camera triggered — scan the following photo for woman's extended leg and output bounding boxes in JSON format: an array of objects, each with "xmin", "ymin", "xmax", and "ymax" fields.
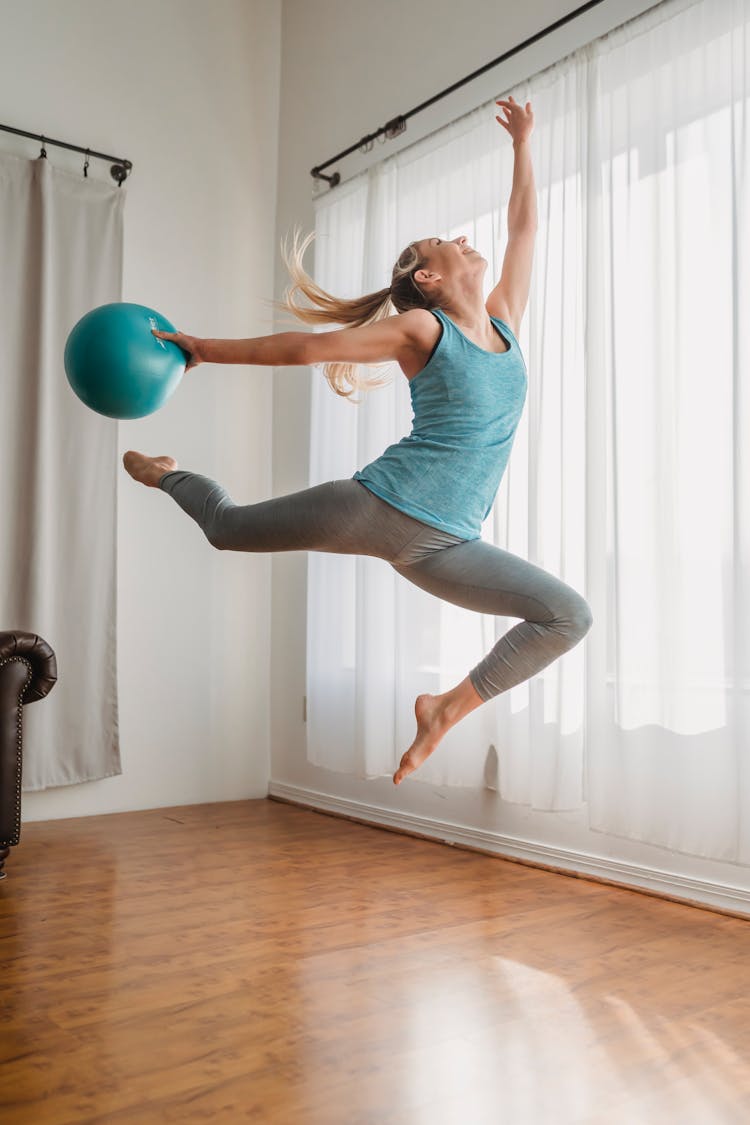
[
  {"xmin": 391, "ymin": 539, "xmax": 593, "ymax": 784},
  {"xmin": 122, "ymin": 451, "xmax": 460, "ymax": 559}
]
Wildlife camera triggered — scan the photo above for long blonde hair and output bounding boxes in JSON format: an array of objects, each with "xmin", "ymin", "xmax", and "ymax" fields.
[{"xmin": 267, "ymin": 225, "xmax": 434, "ymax": 401}]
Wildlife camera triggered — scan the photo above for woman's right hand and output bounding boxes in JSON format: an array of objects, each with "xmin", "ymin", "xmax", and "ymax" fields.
[{"xmin": 152, "ymin": 328, "xmax": 206, "ymax": 371}]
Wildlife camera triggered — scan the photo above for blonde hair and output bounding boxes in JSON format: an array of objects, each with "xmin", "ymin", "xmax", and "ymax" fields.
[{"xmin": 267, "ymin": 225, "xmax": 434, "ymax": 401}]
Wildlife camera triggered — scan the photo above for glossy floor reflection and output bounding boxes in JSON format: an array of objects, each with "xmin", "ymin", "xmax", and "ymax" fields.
[{"xmin": 1, "ymin": 799, "xmax": 747, "ymax": 1124}]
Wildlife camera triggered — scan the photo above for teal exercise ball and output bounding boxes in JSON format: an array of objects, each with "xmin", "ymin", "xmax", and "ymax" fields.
[{"xmin": 64, "ymin": 302, "xmax": 187, "ymax": 419}]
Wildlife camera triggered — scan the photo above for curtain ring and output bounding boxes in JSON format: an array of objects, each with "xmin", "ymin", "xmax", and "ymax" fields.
[
  {"xmin": 39, "ymin": 135, "xmax": 47, "ymax": 160},
  {"xmin": 83, "ymin": 148, "xmax": 90, "ymax": 178}
]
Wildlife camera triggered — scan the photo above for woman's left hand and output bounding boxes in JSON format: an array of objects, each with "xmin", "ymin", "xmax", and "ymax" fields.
[{"xmin": 495, "ymin": 95, "xmax": 534, "ymax": 144}]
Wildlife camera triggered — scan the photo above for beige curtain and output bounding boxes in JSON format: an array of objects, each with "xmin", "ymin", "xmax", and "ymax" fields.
[{"xmin": 0, "ymin": 151, "xmax": 125, "ymax": 789}]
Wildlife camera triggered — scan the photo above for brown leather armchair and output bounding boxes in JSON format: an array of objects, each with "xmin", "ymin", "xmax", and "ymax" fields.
[{"xmin": 0, "ymin": 631, "xmax": 57, "ymax": 879}]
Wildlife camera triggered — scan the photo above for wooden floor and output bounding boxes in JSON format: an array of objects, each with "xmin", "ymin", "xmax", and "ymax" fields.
[{"xmin": 0, "ymin": 799, "xmax": 748, "ymax": 1125}]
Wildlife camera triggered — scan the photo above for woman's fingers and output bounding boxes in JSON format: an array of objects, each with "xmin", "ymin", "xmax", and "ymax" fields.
[
  {"xmin": 149, "ymin": 327, "xmax": 205, "ymax": 370},
  {"xmin": 496, "ymin": 96, "xmax": 532, "ymax": 112},
  {"xmin": 152, "ymin": 328, "xmax": 193, "ymax": 367}
]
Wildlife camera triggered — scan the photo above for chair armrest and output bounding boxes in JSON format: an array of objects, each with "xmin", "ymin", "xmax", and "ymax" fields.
[{"xmin": 0, "ymin": 632, "xmax": 57, "ymax": 704}]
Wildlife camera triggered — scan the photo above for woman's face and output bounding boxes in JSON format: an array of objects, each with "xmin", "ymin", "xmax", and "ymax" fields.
[{"xmin": 414, "ymin": 235, "xmax": 486, "ymax": 288}]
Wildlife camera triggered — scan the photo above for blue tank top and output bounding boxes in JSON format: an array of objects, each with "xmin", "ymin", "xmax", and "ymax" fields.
[{"xmin": 352, "ymin": 308, "xmax": 528, "ymax": 540}]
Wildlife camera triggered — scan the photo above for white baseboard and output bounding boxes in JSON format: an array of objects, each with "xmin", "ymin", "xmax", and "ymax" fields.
[{"xmin": 268, "ymin": 781, "xmax": 750, "ymax": 920}]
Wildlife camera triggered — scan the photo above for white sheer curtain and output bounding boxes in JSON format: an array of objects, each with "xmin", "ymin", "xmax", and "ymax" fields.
[
  {"xmin": 0, "ymin": 152, "xmax": 124, "ymax": 789},
  {"xmin": 306, "ymin": 0, "xmax": 750, "ymax": 864}
]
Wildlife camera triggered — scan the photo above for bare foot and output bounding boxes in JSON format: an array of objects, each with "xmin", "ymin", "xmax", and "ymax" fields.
[
  {"xmin": 393, "ymin": 694, "xmax": 450, "ymax": 785},
  {"xmin": 123, "ymin": 450, "xmax": 178, "ymax": 488}
]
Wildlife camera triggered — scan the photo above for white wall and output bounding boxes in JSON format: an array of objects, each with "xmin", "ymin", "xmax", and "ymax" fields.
[
  {"xmin": 270, "ymin": 0, "xmax": 749, "ymax": 914},
  {"xmin": 2, "ymin": 0, "xmax": 280, "ymax": 820}
]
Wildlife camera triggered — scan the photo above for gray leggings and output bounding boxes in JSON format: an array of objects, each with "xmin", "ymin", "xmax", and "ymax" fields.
[{"xmin": 159, "ymin": 472, "xmax": 593, "ymax": 702}]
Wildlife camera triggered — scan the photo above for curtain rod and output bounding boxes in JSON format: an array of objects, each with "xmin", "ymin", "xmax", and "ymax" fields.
[
  {"xmin": 311, "ymin": 0, "xmax": 608, "ymax": 189},
  {"xmin": 0, "ymin": 122, "xmax": 132, "ymax": 185}
]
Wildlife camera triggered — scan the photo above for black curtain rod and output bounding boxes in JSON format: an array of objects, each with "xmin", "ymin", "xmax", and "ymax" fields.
[
  {"xmin": 0, "ymin": 122, "xmax": 132, "ymax": 185},
  {"xmin": 311, "ymin": 0, "xmax": 608, "ymax": 188}
]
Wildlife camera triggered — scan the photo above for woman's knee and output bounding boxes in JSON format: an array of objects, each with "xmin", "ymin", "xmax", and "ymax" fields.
[{"xmin": 553, "ymin": 594, "xmax": 593, "ymax": 639}]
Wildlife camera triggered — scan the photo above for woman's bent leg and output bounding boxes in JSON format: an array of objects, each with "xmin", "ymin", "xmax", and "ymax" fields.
[
  {"xmin": 393, "ymin": 539, "xmax": 593, "ymax": 701},
  {"xmin": 389, "ymin": 539, "xmax": 593, "ymax": 783}
]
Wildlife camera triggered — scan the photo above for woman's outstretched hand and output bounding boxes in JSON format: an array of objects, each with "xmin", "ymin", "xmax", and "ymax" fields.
[
  {"xmin": 152, "ymin": 328, "xmax": 206, "ymax": 371},
  {"xmin": 495, "ymin": 94, "xmax": 534, "ymax": 144}
]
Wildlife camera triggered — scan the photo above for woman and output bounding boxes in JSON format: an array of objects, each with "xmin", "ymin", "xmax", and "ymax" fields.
[{"xmin": 124, "ymin": 96, "xmax": 593, "ymax": 786}]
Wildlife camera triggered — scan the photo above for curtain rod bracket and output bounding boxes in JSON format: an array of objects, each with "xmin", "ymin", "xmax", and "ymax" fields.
[
  {"xmin": 311, "ymin": 167, "xmax": 341, "ymax": 189},
  {"xmin": 110, "ymin": 160, "xmax": 132, "ymax": 186}
]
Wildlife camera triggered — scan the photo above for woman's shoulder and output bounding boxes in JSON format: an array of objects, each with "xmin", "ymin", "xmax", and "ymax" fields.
[
  {"xmin": 397, "ymin": 309, "xmax": 443, "ymax": 382},
  {"xmin": 394, "ymin": 308, "xmax": 442, "ymax": 352},
  {"xmin": 398, "ymin": 307, "xmax": 441, "ymax": 343}
]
